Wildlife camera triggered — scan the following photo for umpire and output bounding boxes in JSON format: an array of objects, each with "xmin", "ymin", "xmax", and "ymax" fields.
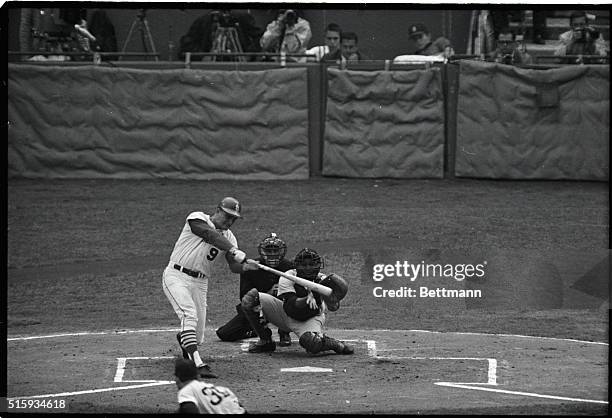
[{"xmin": 216, "ymin": 233, "xmax": 293, "ymax": 346}]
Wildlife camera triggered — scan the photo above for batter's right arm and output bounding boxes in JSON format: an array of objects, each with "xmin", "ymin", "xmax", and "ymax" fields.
[
  {"xmin": 189, "ymin": 219, "xmax": 246, "ymax": 266},
  {"xmin": 188, "ymin": 219, "xmax": 235, "ymax": 251}
]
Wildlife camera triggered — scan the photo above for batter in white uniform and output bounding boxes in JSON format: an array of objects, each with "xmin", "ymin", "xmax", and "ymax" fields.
[{"xmin": 163, "ymin": 197, "xmax": 255, "ymax": 378}]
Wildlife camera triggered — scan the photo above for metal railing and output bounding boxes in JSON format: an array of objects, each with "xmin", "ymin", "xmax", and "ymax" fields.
[
  {"xmin": 8, "ymin": 51, "xmax": 162, "ymax": 64},
  {"xmin": 535, "ymin": 54, "xmax": 609, "ymax": 64},
  {"xmin": 8, "ymin": 50, "xmax": 610, "ymax": 68},
  {"xmin": 181, "ymin": 52, "xmax": 316, "ymax": 67}
]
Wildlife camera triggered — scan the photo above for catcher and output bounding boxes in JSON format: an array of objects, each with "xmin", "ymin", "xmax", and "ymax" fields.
[
  {"xmin": 241, "ymin": 248, "xmax": 353, "ymax": 355},
  {"xmin": 216, "ymin": 233, "xmax": 293, "ymax": 345}
]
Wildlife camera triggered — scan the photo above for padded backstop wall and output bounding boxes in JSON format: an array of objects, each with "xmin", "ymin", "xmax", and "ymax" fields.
[
  {"xmin": 455, "ymin": 60, "xmax": 609, "ymax": 180},
  {"xmin": 8, "ymin": 64, "xmax": 310, "ymax": 180},
  {"xmin": 322, "ymin": 67, "xmax": 445, "ymax": 178}
]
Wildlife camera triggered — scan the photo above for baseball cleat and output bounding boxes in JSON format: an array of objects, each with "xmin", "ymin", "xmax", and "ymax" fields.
[
  {"xmin": 176, "ymin": 333, "xmax": 189, "ymax": 360},
  {"xmin": 278, "ymin": 331, "xmax": 292, "ymax": 347},
  {"xmin": 198, "ymin": 364, "xmax": 218, "ymax": 379},
  {"xmin": 248, "ymin": 340, "xmax": 276, "ymax": 353}
]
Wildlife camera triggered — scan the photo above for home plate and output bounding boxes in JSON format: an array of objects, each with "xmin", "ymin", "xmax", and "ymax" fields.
[{"xmin": 281, "ymin": 366, "xmax": 333, "ymax": 372}]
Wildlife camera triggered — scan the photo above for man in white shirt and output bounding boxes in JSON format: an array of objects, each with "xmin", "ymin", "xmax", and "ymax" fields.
[{"xmin": 554, "ymin": 11, "xmax": 608, "ymax": 57}]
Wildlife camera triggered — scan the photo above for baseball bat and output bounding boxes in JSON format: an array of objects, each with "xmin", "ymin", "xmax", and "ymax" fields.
[{"xmin": 246, "ymin": 259, "xmax": 332, "ymax": 296}]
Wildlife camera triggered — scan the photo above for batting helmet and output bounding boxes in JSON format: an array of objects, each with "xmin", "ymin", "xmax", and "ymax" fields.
[
  {"xmin": 218, "ymin": 197, "xmax": 242, "ymax": 218},
  {"xmin": 294, "ymin": 248, "xmax": 324, "ymax": 281},
  {"xmin": 258, "ymin": 233, "xmax": 287, "ymax": 268}
]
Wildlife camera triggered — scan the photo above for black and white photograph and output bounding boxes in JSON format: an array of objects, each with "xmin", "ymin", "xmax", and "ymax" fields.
[{"xmin": 4, "ymin": 1, "xmax": 609, "ymax": 414}]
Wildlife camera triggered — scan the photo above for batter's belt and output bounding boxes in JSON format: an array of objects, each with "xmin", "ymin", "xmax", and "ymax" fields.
[{"xmin": 172, "ymin": 263, "xmax": 206, "ymax": 279}]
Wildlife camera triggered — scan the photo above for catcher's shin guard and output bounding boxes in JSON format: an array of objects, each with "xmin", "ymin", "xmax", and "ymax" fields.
[
  {"xmin": 299, "ymin": 332, "xmax": 354, "ymax": 354},
  {"xmin": 299, "ymin": 332, "xmax": 324, "ymax": 353},
  {"xmin": 240, "ymin": 288, "xmax": 272, "ymax": 341}
]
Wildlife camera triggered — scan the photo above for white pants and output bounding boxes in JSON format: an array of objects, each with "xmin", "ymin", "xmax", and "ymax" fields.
[
  {"xmin": 162, "ymin": 264, "xmax": 209, "ymax": 345},
  {"xmin": 259, "ymin": 293, "xmax": 326, "ymax": 338}
]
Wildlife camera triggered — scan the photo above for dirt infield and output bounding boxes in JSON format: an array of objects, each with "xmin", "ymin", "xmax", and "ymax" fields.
[
  {"xmin": 6, "ymin": 328, "xmax": 608, "ymax": 414},
  {"xmin": 6, "ymin": 178, "xmax": 609, "ymax": 414}
]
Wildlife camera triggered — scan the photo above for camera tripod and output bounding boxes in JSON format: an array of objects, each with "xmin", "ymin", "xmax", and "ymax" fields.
[
  {"xmin": 210, "ymin": 27, "xmax": 245, "ymax": 62},
  {"xmin": 120, "ymin": 9, "xmax": 158, "ymax": 60}
]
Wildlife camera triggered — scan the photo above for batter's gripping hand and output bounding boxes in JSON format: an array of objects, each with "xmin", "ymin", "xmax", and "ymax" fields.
[
  {"xmin": 306, "ymin": 290, "xmax": 319, "ymax": 310},
  {"xmin": 229, "ymin": 247, "xmax": 247, "ymax": 263},
  {"xmin": 319, "ymin": 273, "xmax": 348, "ymax": 312}
]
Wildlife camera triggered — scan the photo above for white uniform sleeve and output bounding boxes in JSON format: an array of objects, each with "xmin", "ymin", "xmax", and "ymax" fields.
[
  {"xmin": 225, "ymin": 229, "xmax": 238, "ymax": 249},
  {"xmin": 186, "ymin": 211, "xmax": 209, "ymax": 223},
  {"xmin": 277, "ymin": 272, "xmax": 297, "ymax": 295},
  {"xmin": 177, "ymin": 384, "xmax": 198, "ymax": 405}
]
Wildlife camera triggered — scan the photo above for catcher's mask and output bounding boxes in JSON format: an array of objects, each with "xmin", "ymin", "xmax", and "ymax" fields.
[
  {"xmin": 294, "ymin": 248, "xmax": 324, "ymax": 281},
  {"xmin": 258, "ymin": 233, "xmax": 287, "ymax": 268}
]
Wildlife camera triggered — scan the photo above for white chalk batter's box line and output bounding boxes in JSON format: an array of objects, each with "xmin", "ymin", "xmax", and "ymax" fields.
[
  {"xmin": 114, "ymin": 356, "xmax": 175, "ymax": 384},
  {"xmin": 7, "ymin": 327, "xmax": 609, "ymax": 345},
  {"xmin": 374, "ymin": 350, "xmax": 607, "ymax": 404},
  {"xmin": 7, "ymin": 331, "xmax": 608, "ymax": 405}
]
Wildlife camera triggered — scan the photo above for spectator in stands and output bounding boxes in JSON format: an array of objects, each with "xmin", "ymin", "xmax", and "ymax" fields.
[
  {"xmin": 340, "ymin": 31, "xmax": 363, "ymax": 61},
  {"xmin": 554, "ymin": 11, "xmax": 608, "ymax": 57},
  {"xmin": 321, "ymin": 31, "xmax": 362, "ymax": 63},
  {"xmin": 306, "ymin": 23, "xmax": 341, "ymax": 62},
  {"xmin": 491, "ymin": 28, "xmax": 533, "ymax": 65},
  {"xmin": 260, "ymin": 9, "xmax": 312, "ymax": 63},
  {"xmin": 409, "ymin": 23, "xmax": 454, "ymax": 58}
]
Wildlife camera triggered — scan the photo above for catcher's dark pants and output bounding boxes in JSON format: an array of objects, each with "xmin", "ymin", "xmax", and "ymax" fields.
[{"xmin": 216, "ymin": 304, "xmax": 253, "ymax": 342}]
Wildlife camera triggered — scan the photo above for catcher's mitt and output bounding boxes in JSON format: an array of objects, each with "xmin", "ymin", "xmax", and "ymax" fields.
[{"xmin": 319, "ymin": 273, "xmax": 348, "ymax": 312}]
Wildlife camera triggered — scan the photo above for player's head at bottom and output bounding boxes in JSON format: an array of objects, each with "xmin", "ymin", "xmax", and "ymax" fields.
[
  {"xmin": 294, "ymin": 248, "xmax": 324, "ymax": 281},
  {"xmin": 174, "ymin": 358, "xmax": 198, "ymax": 388}
]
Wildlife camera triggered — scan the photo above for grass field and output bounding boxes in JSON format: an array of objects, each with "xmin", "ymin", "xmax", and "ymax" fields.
[{"xmin": 6, "ymin": 178, "xmax": 610, "ymax": 414}]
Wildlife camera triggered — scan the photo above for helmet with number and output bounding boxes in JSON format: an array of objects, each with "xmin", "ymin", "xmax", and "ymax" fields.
[
  {"xmin": 218, "ymin": 197, "xmax": 242, "ymax": 218},
  {"xmin": 294, "ymin": 248, "xmax": 324, "ymax": 281},
  {"xmin": 258, "ymin": 233, "xmax": 287, "ymax": 268}
]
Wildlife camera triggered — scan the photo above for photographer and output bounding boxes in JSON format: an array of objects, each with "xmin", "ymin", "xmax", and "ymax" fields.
[
  {"xmin": 260, "ymin": 9, "xmax": 312, "ymax": 63},
  {"xmin": 491, "ymin": 28, "xmax": 532, "ymax": 65},
  {"xmin": 554, "ymin": 11, "xmax": 608, "ymax": 58}
]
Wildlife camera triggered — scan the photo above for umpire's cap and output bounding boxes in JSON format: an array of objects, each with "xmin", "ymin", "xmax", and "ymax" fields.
[
  {"xmin": 218, "ymin": 197, "xmax": 242, "ymax": 218},
  {"xmin": 174, "ymin": 358, "xmax": 198, "ymax": 382}
]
